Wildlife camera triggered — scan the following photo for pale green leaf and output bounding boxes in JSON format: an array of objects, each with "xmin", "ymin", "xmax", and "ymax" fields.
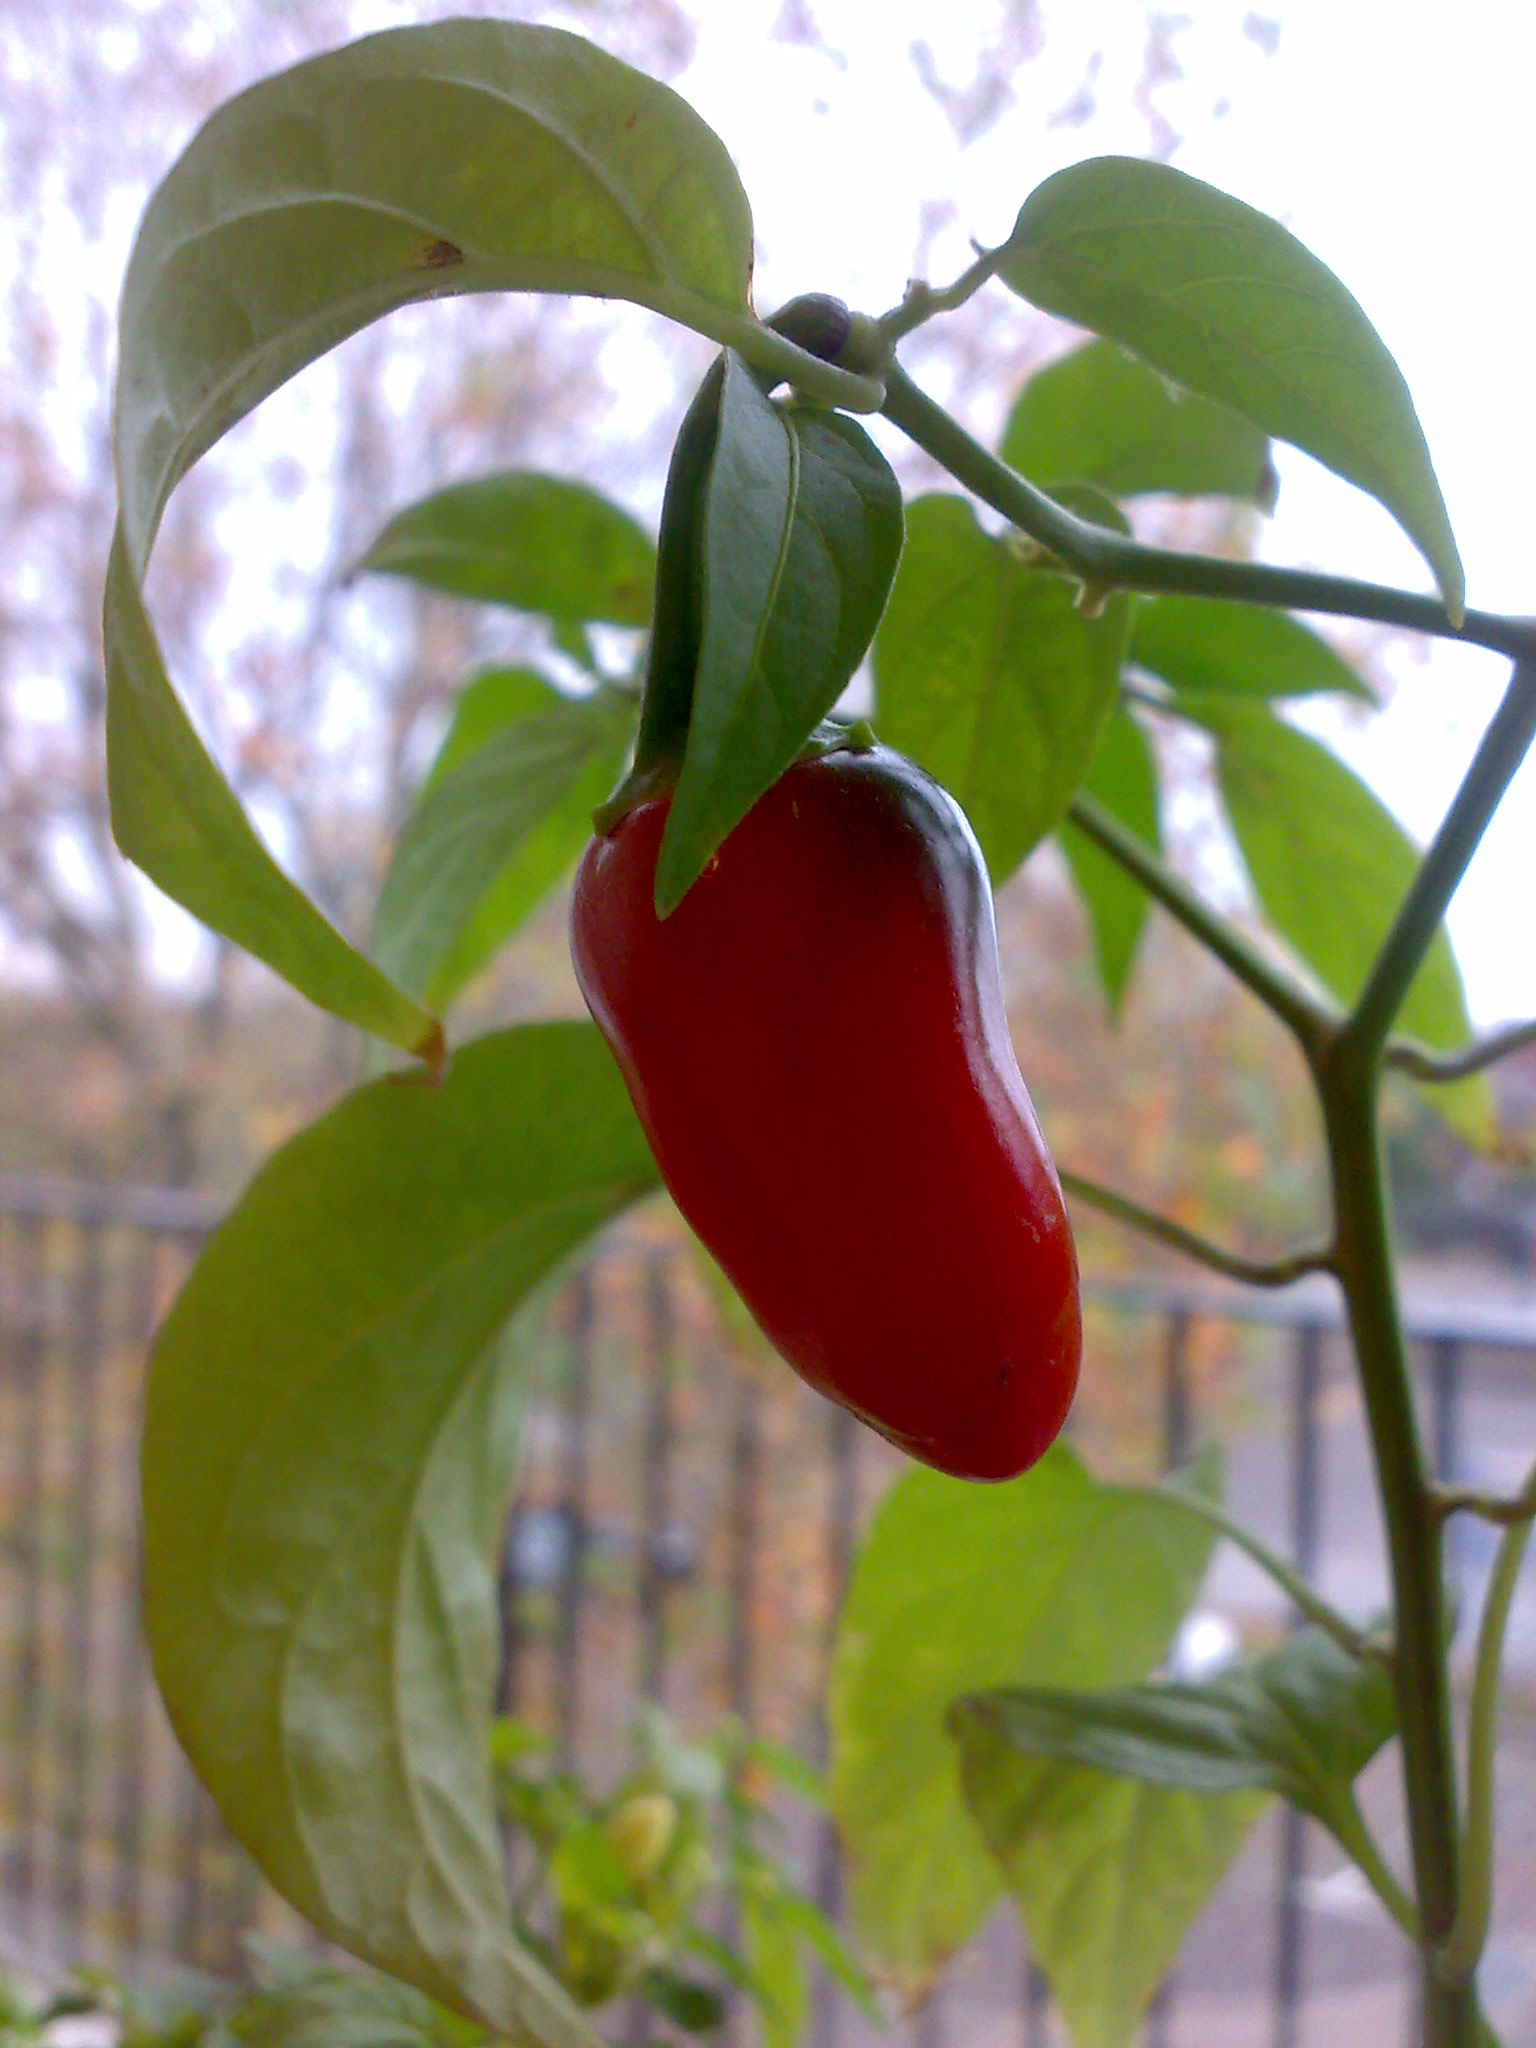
[
  {"xmin": 1187, "ymin": 697, "xmax": 1493, "ymax": 1146},
  {"xmin": 1002, "ymin": 157, "xmax": 1462, "ymax": 613},
  {"xmin": 373, "ymin": 675, "xmax": 635, "ymax": 1006},
  {"xmin": 1058, "ymin": 704, "xmax": 1160, "ymax": 1019},
  {"xmin": 357, "ymin": 474, "xmax": 656, "ymax": 626},
  {"xmin": 1133, "ymin": 597, "xmax": 1373, "ymax": 702},
  {"xmin": 142, "ymin": 1022, "xmax": 658, "ymax": 2041},
  {"xmin": 827, "ymin": 1447, "xmax": 1218, "ymax": 1993},
  {"xmin": 959, "ymin": 1731, "xmax": 1260, "ymax": 2048},
  {"xmin": 108, "ymin": 20, "xmax": 753, "ymax": 1043},
  {"xmin": 873, "ymin": 495, "xmax": 1130, "ymax": 885},
  {"xmin": 1002, "ymin": 338, "xmax": 1276, "ymax": 506}
]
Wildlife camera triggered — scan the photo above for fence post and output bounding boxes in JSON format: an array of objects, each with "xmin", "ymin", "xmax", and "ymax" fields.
[
  {"xmin": 638, "ymin": 1253, "xmax": 675, "ymax": 1706},
  {"xmin": 1274, "ymin": 1320, "xmax": 1323, "ymax": 2048},
  {"xmin": 555, "ymin": 1270, "xmax": 595, "ymax": 1767},
  {"xmin": 1146, "ymin": 1307, "xmax": 1194, "ymax": 2048}
]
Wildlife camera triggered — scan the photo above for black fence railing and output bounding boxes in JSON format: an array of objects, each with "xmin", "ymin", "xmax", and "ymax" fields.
[{"xmin": 1, "ymin": 1173, "xmax": 1534, "ymax": 2046}]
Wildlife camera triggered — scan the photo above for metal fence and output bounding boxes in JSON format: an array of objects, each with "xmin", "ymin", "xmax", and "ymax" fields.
[{"xmin": 1, "ymin": 1172, "xmax": 1534, "ymax": 2046}]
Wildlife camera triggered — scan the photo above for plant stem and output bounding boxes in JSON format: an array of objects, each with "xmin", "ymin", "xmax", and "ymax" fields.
[
  {"xmin": 880, "ymin": 363, "xmax": 1536, "ymax": 666},
  {"xmin": 1385, "ymin": 1015, "xmax": 1536, "ymax": 1084},
  {"xmin": 1346, "ymin": 660, "xmax": 1536, "ymax": 1055},
  {"xmin": 1439, "ymin": 1511, "xmax": 1534, "ymax": 1983},
  {"xmin": 1058, "ymin": 1168, "xmax": 1332, "ymax": 1289},
  {"xmin": 1155, "ymin": 1483, "xmax": 1380, "ymax": 1665},
  {"xmin": 1331, "ymin": 1792, "xmax": 1421, "ymax": 1941},
  {"xmin": 1066, "ymin": 796, "xmax": 1332, "ymax": 1049},
  {"xmin": 876, "ymin": 241, "xmax": 1012, "ymax": 344},
  {"xmin": 1323, "ymin": 1065, "xmax": 1475, "ymax": 2047}
]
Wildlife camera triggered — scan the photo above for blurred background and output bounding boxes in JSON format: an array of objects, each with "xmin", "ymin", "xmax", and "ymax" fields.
[{"xmin": 2, "ymin": 2, "xmax": 1535, "ymax": 2044}]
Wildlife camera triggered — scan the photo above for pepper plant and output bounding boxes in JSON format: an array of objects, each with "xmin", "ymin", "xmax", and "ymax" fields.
[{"xmin": 101, "ymin": 20, "xmax": 1535, "ymax": 2048}]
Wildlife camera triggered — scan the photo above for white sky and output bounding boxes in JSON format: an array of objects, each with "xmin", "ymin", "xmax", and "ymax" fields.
[
  {"xmin": 668, "ymin": 0, "xmax": 1536, "ymax": 1027},
  {"xmin": 22, "ymin": 0, "xmax": 1534, "ymax": 1028}
]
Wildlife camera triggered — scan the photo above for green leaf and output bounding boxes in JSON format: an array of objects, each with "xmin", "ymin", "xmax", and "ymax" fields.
[
  {"xmin": 957, "ymin": 1728, "xmax": 1261, "ymax": 2048},
  {"xmin": 741, "ymin": 1900, "xmax": 806, "ymax": 2048},
  {"xmin": 142, "ymin": 1022, "xmax": 658, "ymax": 2042},
  {"xmin": 827, "ymin": 1447, "xmax": 1219, "ymax": 1993},
  {"xmin": 1001, "ymin": 157, "xmax": 1463, "ymax": 615},
  {"xmin": 104, "ymin": 534, "xmax": 441, "ymax": 1061},
  {"xmin": 373, "ymin": 674, "xmax": 635, "ymax": 1006},
  {"xmin": 653, "ymin": 352, "xmax": 904, "ymax": 915},
  {"xmin": 1058, "ymin": 704, "xmax": 1160, "ymax": 1019},
  {"xmin": 236, "ymin": 1944, "xmax": 481, "ymax": 2048},
  {"xmin": 1187, "ymin": 697, "xmax": 1493, "ymax": 1145},
  {"xmin": 108, "ymin": 19, "xmax": 754, "ymax": 1041},
  {"xmin": 638, "ymin": 1970, "xmax": 726, "ymax": 2036},
  {"xmin": 956, "ymin": 1626, "xmax": 1396, "ymax": 1830},
  {"xmin": 872, "ymin": 495, "xmax": 1130, "ymax": 885},
  {"xmin": 357, "ymin": 474, "xmax": 656, "ymax": 627},
  {"xmin": 1133, "ymin": 596, "xmax": 1373, "ymax": 702},
  {"xmin": 951, "ymin": 1629, "xmax": 1396, "ymax": 2048},
  {"xmin": 1002, "ymin": 339, "xmax": 1276, "ymax": 507}
]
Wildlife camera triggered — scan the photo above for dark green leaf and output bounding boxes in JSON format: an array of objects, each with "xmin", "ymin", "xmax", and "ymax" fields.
[
  {"xmin": 955, "ymin": 1626, "xmax": 1395, "ymax": 1828},
  {"xmin": 827, "ymin": 1447, "xmax": 1219, "ymax": 1992},
  {"xmin": 1186, "ymin": 697, "xmax": 1493, "ymax": 1146},
  {"xmin": 957, "ymin": 1725, "xmax": 1260, "ymax": 2048},
  {"xmin": 109, "ymin": 20, "xmax": 753, "ymax": 1041},
  {"xmin": 357, "ymin": 475, "xmax": 656, "ymax": 627},
  {"xmin": 373, "ymin": 675, "xmax": 635, "ymax": 1006},
  {"xmin": 142, "ymin": 1022, "xmax": 658, "ymax": 2042},
  {"xmin": 1059, "ymin": 704, "xmax": 1160, "ymax": 1018},
  {"xmin": 1002, "ymin": 157, "xmax": 1463, "ymax": 613},
  {"xmin": 654, "ymin": 352, "xmax": 904, "ymax": 915},
  {"xmin": 873, "ymin": 495, "xmax": 1130, "ymax": 885},
  {"xmin": 639, "ymin": 1971, "xmax": 727, "ymax": 2036},
  {"xmin": 1002, "ymin": 339, "xmax": 1276, "ymax": 507},
  {"xmin": 1133, "ymin": 597, "xmax": 1373, "ymax": 702}
]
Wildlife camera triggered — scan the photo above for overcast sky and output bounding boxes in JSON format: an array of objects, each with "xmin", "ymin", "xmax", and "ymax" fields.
[{"xmin": 667, "ymin": 0, "xmax": 1535, "ymax": 1026}]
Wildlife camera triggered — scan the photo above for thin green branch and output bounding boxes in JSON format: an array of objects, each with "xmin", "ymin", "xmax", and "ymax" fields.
[
  {"xmin": 1153, "ymin": 1482, "xmax": 1383, "ymax": 1666},
  {"xmin": 876, "ymin": 240, "xmax": 1012, "ymax": 344},
  {"xmin": 1331, "ymin": 1793, "xmax": 1422, "ymax": 1941},
  {"xmin": 1385, "ymin": 1015, "xmax": 1536, "ymax": 1085},
  {"xmin": 1346, "ymin": 661, "xmax": 1536, "ymax": 1059},
  {"xmin": 1438, "ymin": 1511, "xmax": 1535, "ymax": 1984},
  {"xmin": 879, "ymin": 362, "xmax": 1536, "ymax": 666},
  {"xmin": 1059, "ymin": 1167, "xmax": 1333, "ymax": 1290},
  {"xmin": 1432, "ymin": 1461, "xmax": 1536, "ymax": 1529},
  {"xmin": 1066, "ymin": 795, "xmax": 1334, "ymax": 1049}
]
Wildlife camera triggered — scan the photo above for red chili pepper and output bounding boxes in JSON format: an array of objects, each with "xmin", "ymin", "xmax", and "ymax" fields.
[{"xmin": 571, "ymin": 744, "xmax": 1081, "ymax": 1481}]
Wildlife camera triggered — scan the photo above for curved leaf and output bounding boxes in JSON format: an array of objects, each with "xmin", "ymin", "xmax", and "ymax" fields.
[
  {"xmin": 373, "ymin": 675, "xmax": 636, "ymax": 1005},
  {"xmin": 1002, "ymin": 339, "xmax": 1276, "ymax": 507},
  {"xmin": 107, "ymin": 20, "xmax": 754, "ymax": 1045},
  {"xmin": 1059, "ymin": 704, "xmax": 1160, "ymax": 1019},
  {"xmin": 1184, "ymin": 696, "xmax": 1493, "ymax": 1146},
  {"xmin": 104, "ymin": 534, "xmax": 439, "ymax": 1059},
  {"xmin": 1002, "ymin": 157, "xmax": 1463, "ymax": 614},
  {"xmin": 654, "ymin": 351, "xmax": 904, "ymax": 916},
  {"xmin": 956, "ymin": 1627, "xmax": 1395, "ymax": 1827},
  {"xmin": 873, "ymin": 495, "xmax": 1130, "ymax": 886},
  {"xmin": 957, "ymin": 1726, "xmax": 1260, "ymax": 2048},
  {"xmin": 142, "ymin": 1021, "xmax": 659, "ymax": 2038},
  {"xmin": 357, "ymin": 474, "xmax": 657, "ymax": 627},
  {"xmin": 951, "ymin": 1627, "xmax": 1396, "ymax": 2048},
  {"xmin": 828, "ymin": 1447, "xmax": 1218, "ymax": 1993},
  {"xmin": 1133, "ymin": 596, "xmax": 1373, "ymax": 702}
]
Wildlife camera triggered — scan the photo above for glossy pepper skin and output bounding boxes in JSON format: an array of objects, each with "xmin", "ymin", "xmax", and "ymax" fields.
[{"xmin": 570, "ymin": 745, "xmax": 1081, "ymax": 1481}]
